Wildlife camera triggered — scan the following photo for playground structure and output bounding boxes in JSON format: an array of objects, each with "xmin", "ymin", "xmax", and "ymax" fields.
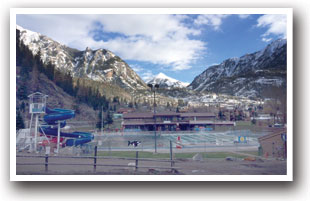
[{"xmin": 16, "ymin": 92, "xmax": 94, "ymax": 154}]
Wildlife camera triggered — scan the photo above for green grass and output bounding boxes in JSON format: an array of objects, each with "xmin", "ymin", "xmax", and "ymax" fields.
[
  {"xmin": 238, "ymin": 151, "xmax": 259, "ymax": 156},
  {"xmin": 235, "ymin": 121, "xmax": 252, "ymax": 126},
  {"xmin": 98, "ymin": 151, "xmax": 170, "ymax": 158},
  {"xmin": 97, "ymin": 151, "xmax": 258, "ymax": 159}
]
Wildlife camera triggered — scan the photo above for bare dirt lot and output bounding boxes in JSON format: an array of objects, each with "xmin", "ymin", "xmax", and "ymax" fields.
[{"xmin": 16, "ymin": 153, "xmax": 286, "ymax": 175}]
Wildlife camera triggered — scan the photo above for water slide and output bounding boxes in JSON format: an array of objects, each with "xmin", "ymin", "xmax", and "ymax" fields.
[{"xmin": 40, "ymin": 107, "xmax": 94, "ymax": 146}]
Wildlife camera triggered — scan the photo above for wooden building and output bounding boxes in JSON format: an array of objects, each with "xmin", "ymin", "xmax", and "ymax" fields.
[
  {"xmin": 258, "ymin": 129, "xmax": 287, "ymax": 159},
  {"xmin": 122, "ymin": 112, "xmax": 234, "ymax": 131}
]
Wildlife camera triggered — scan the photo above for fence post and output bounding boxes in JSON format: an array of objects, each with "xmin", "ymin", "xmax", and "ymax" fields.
[
  {"xmin": 170, "ymin": 140, "xmax": 174, "ymax": 170},
  {"xmin": 94, "ymin": 146, "xmax": 97, "ymax": 173},
  {"xmin": 45, "ymin": 154, "xmax": 48, "ymax": 173},
  {"xmin": 135, "ymin": 151, "xmax": 139, "ymax": 171}
]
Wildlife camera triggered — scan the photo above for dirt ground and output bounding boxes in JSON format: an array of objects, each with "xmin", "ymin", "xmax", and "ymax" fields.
[{"xmin": 16, "ymin": 153, "xmax": 286, "ymax": 175}]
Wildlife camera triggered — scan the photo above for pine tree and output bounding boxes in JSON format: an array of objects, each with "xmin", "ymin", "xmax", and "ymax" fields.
[
  {"xmin": 128, "ymin": 102, "xmax": 133, "ymax": 108},
  {"xmin": 17, "ymin": 84, "xmax": 28, "ymax": 100},
  {"xmin": 106, "ymin": 110, "xmax": 113, "ymax": 125},
  {"xmin": 96, "ymin": 109, "xmax": 104, "ymax": 129},
  {"xmin": 16, "ymin": 111, "xmax": 25, "ymax": 130}
]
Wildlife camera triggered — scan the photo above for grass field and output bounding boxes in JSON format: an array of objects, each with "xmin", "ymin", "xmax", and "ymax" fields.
[
  {"xmin": 97, "ymin": 151, "xmax": 258, "ymax": 159},
  {"xmin": 235, "ymin": 121, "xmax": 252, "ymax": 126}
]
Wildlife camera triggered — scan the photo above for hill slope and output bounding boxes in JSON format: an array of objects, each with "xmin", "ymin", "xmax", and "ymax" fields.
[
  {"xmin": 188, "ymin": 39, "xmax": 287, "ymax": 98},
  {"xmin": 17, "ymin": 25, "xmax": 147, "ymax": 92}
]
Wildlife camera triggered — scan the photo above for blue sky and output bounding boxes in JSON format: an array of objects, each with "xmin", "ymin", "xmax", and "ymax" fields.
[{"xmin": 16, "ymin": 14, "xmax": 287, "ymax": 84}]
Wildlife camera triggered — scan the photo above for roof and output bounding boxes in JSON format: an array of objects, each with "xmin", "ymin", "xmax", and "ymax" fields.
[
  {"xmin": 258, "ymin": 128, "xmax": 287, "ymax": 141},
  {"xmin": 123, "ymin": 121, "xmax": 149, "ymax": 126},
  {"xmin": 123, "ymin": 112, "xmax": 216, "ymax": 119},
  {"xmin": 154, "ymin": 112, "xmax": 179, "ymax": 116},
  {"xmin": 123, "ymin": 120, "xmax": 177, "ymax": 126},
  {"xmin": 188, "ymin": 120, "xmax": 235, "ymax": 125},
  {"xmin": 189, "ymin": 120, "xmax": 215, "ymax": 125},
  {"xmin": 180, "ymin": 113, "xmax": 216, "ymax": 117},
  {"xmin": 117, "ymin": 108, "xmax": 134, "ymax": 113},
  {"xmin": 123, "ymin": 113, "xmax": 153, "ymax": 119},
  {"xmin": 28, "ymin": 92, "xmax": 48, "ymax": 98},
  {"xmin": 213, "ymin": 121, "xmax": 235, "ymax": 125}
]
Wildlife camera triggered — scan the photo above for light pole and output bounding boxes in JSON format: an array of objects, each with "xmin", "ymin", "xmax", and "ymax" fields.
[{"xmin": 148, "ymin": 83, "xmax": 159, "ymax": 153}]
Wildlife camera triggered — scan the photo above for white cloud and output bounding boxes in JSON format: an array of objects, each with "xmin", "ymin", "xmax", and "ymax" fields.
[
  {"xmin": 130, "ymin": 64, "xmax": 144, "ymax": 72},
  {"xmin": 194, "ymin": 14, "xmax": 230, "ymax": 30},
  {"xmin": 238, "ymin": 14, "xmax": 250, "ymax": 19},
  {"xmin": 140, "ymin": 70, "xmax": 156, "ymax": 82},
  {"xmin": 17, "ymin": 14, "xmax": 97, "ymax": 49},
  {"xmin": 17, "ymin": 14, "xmax": 206, "ymax": 71},
  {"xmin": 256, "ymin": 14, "xmax": 287, "ymax": 41},
  {"xmin": 98, "ymin": 35, "xmax": 204, "ymax": 71},
  {"xmin": 96, "ymin": 15, "xmax": 200, "ymax": 41}
]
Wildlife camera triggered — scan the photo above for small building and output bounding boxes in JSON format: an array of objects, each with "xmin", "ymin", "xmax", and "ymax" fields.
[
  {"xmin": 258, "ymin": 129, "xmax": 287, "ymax": 159},
  {"xmin": 117, "ymin": 108, "xmax": 135, "ymax": 114}
]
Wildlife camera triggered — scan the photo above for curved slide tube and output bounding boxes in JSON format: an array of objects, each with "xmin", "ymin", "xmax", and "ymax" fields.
[{"xmin": 40, "ymin": 107, "xmax": 94, "ymax": 146}]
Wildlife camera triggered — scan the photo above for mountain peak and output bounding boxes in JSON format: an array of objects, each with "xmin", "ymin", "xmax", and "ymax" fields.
[
  {"xmin": 85, "ymin": 47, "xmax": 92, "ymax": 51},
  {"xmin": 189, "ymin": 39, "xmax": 287, "ymax": 98},
  {"xmin": 17, "ymin": 25, "xmax": 148, "ymax": 91},
  {"xmin": 148, "ymin": 73, "xmax": 189, "ymax": 88},
  {"xmin": 16, "ymin": 24, "xmax": 41, "ymax": 47},
  {"xmin": 155, "ymin": 72, "xmax": 177, "ymax": 81}
]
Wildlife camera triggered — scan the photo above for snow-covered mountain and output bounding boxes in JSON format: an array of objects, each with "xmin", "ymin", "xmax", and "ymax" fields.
[
  {"xmin": 147, "ymin": 73, "xmax": 189, "ymax": 89},
  {"xmin": 16, "ymin": 25, "xmax": 147, "ymax": 91},
  {"xmin": 188, "ymin": 39, "xmax": 287, "ymax": 98}
]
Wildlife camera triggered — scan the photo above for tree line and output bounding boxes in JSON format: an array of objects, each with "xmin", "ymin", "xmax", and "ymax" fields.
[{"xmin": 16, "ymin": 29, "xmax": 111, "ymax": 111}]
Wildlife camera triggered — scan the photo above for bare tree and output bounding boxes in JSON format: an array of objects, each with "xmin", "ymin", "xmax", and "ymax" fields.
[{"xmin": 262, "ymin": 84, "xmax": 287, "ymax": 124}]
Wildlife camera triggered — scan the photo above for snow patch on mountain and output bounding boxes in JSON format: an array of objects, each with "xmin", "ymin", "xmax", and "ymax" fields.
[
  {"xmin": 147, "ymin": 73, "xmax": 189, "ymax": 88},
  {"xmin": 17, "ymin": 25, "xmax": 147, "ymax": 91},
  {"xmin": 188, "ymin": 39, "xmax": 287, "ymax": 98}
]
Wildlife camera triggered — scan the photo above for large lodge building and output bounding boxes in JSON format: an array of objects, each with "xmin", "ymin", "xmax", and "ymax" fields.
[{"xmin": 122, "ymin": 112, "xmax": 235, "ymax": 131}]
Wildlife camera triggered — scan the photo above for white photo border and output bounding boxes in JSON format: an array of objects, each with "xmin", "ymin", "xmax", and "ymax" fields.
[{"xmin": 10, "ymin": 7, "xmax": 293, "ymax": 181}]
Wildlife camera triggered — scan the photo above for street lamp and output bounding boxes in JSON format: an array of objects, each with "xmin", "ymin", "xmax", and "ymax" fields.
[{"xmin": 148, "ymin": 83, "xmax": 159, "ymax": 153}]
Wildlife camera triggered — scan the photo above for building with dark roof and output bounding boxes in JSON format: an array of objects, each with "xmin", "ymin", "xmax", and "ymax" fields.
[{"xmin": 122, "ymin": 112, "xmax": 235, "ymax": 131}]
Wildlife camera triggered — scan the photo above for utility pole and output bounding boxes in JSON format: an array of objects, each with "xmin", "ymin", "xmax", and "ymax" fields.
[
  {"xmin": 153, "ymin": 88, "xmax": 157, "ymax": 153},
  {"xmin": 101, "ymin": 105, "xmax": 103, "ymax": 135},
  {"xmin": 56, "ymin": 121, "xmax": 61, "ymax": 154},
  {"xmin": 34, "ymin": 114, "xmax": 39, "ymax": 152},
  {"xmin": 148, "ymin": 83, "xmax": 159, "ymax": 153}
]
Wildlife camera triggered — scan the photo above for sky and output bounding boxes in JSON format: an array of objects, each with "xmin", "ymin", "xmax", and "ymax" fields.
[{"xmin": 16, "ymin": 14, "xmax": 287, "ymax": 84}]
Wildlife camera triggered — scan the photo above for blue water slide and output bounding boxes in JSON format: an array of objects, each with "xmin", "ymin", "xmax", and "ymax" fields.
[
  {"xmin": 40, "ymin": 107, "xmax": 94, "ymax": 146},
  {"xmin": 44, "ymin": 108, "xmax": 75, "ymax": 124}
]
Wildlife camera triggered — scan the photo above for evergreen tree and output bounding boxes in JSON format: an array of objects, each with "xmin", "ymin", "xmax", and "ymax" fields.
[
  {"xmin": 96, "ymin": 109, "xmax": 104, "ymax": 129},
  {"xmin": 20, "ymin": 102, "xmax": 26, "ymax": 112},
  {"xmin": 113, "ymin": 104, "xmax": 117, "ymax": 112},
  {"xmin": 45, "ymin": 61, "xmax": 55, "ymax": 80},
  {"xmin": 17, "ymin": 84, "xmax": 28, "ymax": 100},
  {"xmin": 128, "ymin": 102, "xmax": 133, "ymax": 108},
  {"xmin": 166, "ymin": 102, "xmax": 171, "ymax": 108},
  {"xmin": 113, "ymin": 96, "xmax": 119, "ymax": 103},
  {"xmin": 106, "ymin": 110, "xmax": 113, "ymax": 125},
  {"xmin": 16, "ymin": 111, "xmax": 25, "ymax": 130},
  {"xmin": 218, "ymin": 110, "xmax": 224, "ymax": 120},
  {"xmin": 16, "ymin": 29, "xmax": 22, "ymax": 66}
]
